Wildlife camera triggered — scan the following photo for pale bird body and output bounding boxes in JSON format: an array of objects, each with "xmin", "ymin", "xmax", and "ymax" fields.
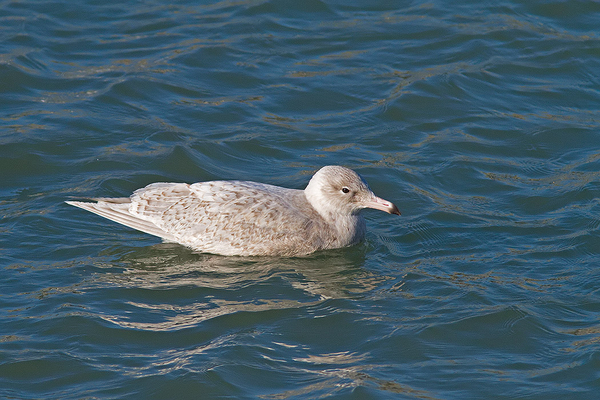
[{"xmin": 66, "ymin": 166, "xmax": 400, "ymax": 256}]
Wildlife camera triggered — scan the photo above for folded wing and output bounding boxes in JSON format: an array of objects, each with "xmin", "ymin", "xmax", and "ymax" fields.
[{"xmin": 67, "ymin": 181, "xmax": 329, "ymax": 256}]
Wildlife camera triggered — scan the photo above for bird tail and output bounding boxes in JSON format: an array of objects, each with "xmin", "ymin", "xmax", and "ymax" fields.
[{"xmin": 65, "ymin": 200, "xmax": 178, "ymax": 242}]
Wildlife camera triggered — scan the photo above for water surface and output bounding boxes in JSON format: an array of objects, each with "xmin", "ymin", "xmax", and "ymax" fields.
[{"xmin": 1, "ymin": 0, "xmax": 600, "ymax": 398}]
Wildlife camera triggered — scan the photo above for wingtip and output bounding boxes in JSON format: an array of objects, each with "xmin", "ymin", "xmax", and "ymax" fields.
[{"xmin": 65, "ymin": 200, "xmax": 96, "ymax": 210}]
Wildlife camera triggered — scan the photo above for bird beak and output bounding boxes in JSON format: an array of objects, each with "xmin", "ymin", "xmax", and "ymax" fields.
[{"xmin": 364, "ymin": 195, "xmax": 401, "ymax": 215}]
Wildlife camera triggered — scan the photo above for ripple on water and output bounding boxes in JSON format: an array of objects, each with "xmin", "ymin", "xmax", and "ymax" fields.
[{"xmin": 2, "ymin": 0, "xmax": 600, "ymax": 398}]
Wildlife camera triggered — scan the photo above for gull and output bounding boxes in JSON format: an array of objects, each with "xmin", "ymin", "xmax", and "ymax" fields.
[{"xmin": 66, "ymin": 166, "xmax": 400, "ymax": 256}]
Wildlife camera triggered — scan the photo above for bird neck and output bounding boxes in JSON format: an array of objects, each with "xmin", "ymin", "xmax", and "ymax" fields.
[
  {"xmin": 303, "ymin": 188, "xmax": 366, "ymax": 246},
  {"xmin": 331, "ymin": 214, "xmax": 366, "ymax": 247},
  {"xmin": 303, "ymin": 183, "xmax": 337, "ymax": 221}
]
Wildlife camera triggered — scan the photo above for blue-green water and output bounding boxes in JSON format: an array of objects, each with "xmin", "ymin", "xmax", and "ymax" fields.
[{"xmin": 1, "ymin": 0, "xmax": 599, "ymax": 398}]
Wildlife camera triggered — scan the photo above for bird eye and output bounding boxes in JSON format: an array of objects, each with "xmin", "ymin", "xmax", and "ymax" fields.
[{"xmin": 341, "ymin": 187, "xmax": 350, "ymax": 194}]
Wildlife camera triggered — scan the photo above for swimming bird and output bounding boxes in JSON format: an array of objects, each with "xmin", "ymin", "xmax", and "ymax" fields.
[{"xmin": 66, "ymin": 166, "xmax": 400, "ymax": 256}]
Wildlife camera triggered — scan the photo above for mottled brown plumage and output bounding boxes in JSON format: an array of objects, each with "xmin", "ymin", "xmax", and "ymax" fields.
[{"xmin": 66, "ymin": 166, "xmax": 400, "ymax": 256}]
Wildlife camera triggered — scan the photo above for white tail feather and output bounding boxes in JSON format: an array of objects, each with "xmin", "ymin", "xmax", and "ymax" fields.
[{"xmin": 65, "ymin": 201, "xmax": 178, "ymax": 242}]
